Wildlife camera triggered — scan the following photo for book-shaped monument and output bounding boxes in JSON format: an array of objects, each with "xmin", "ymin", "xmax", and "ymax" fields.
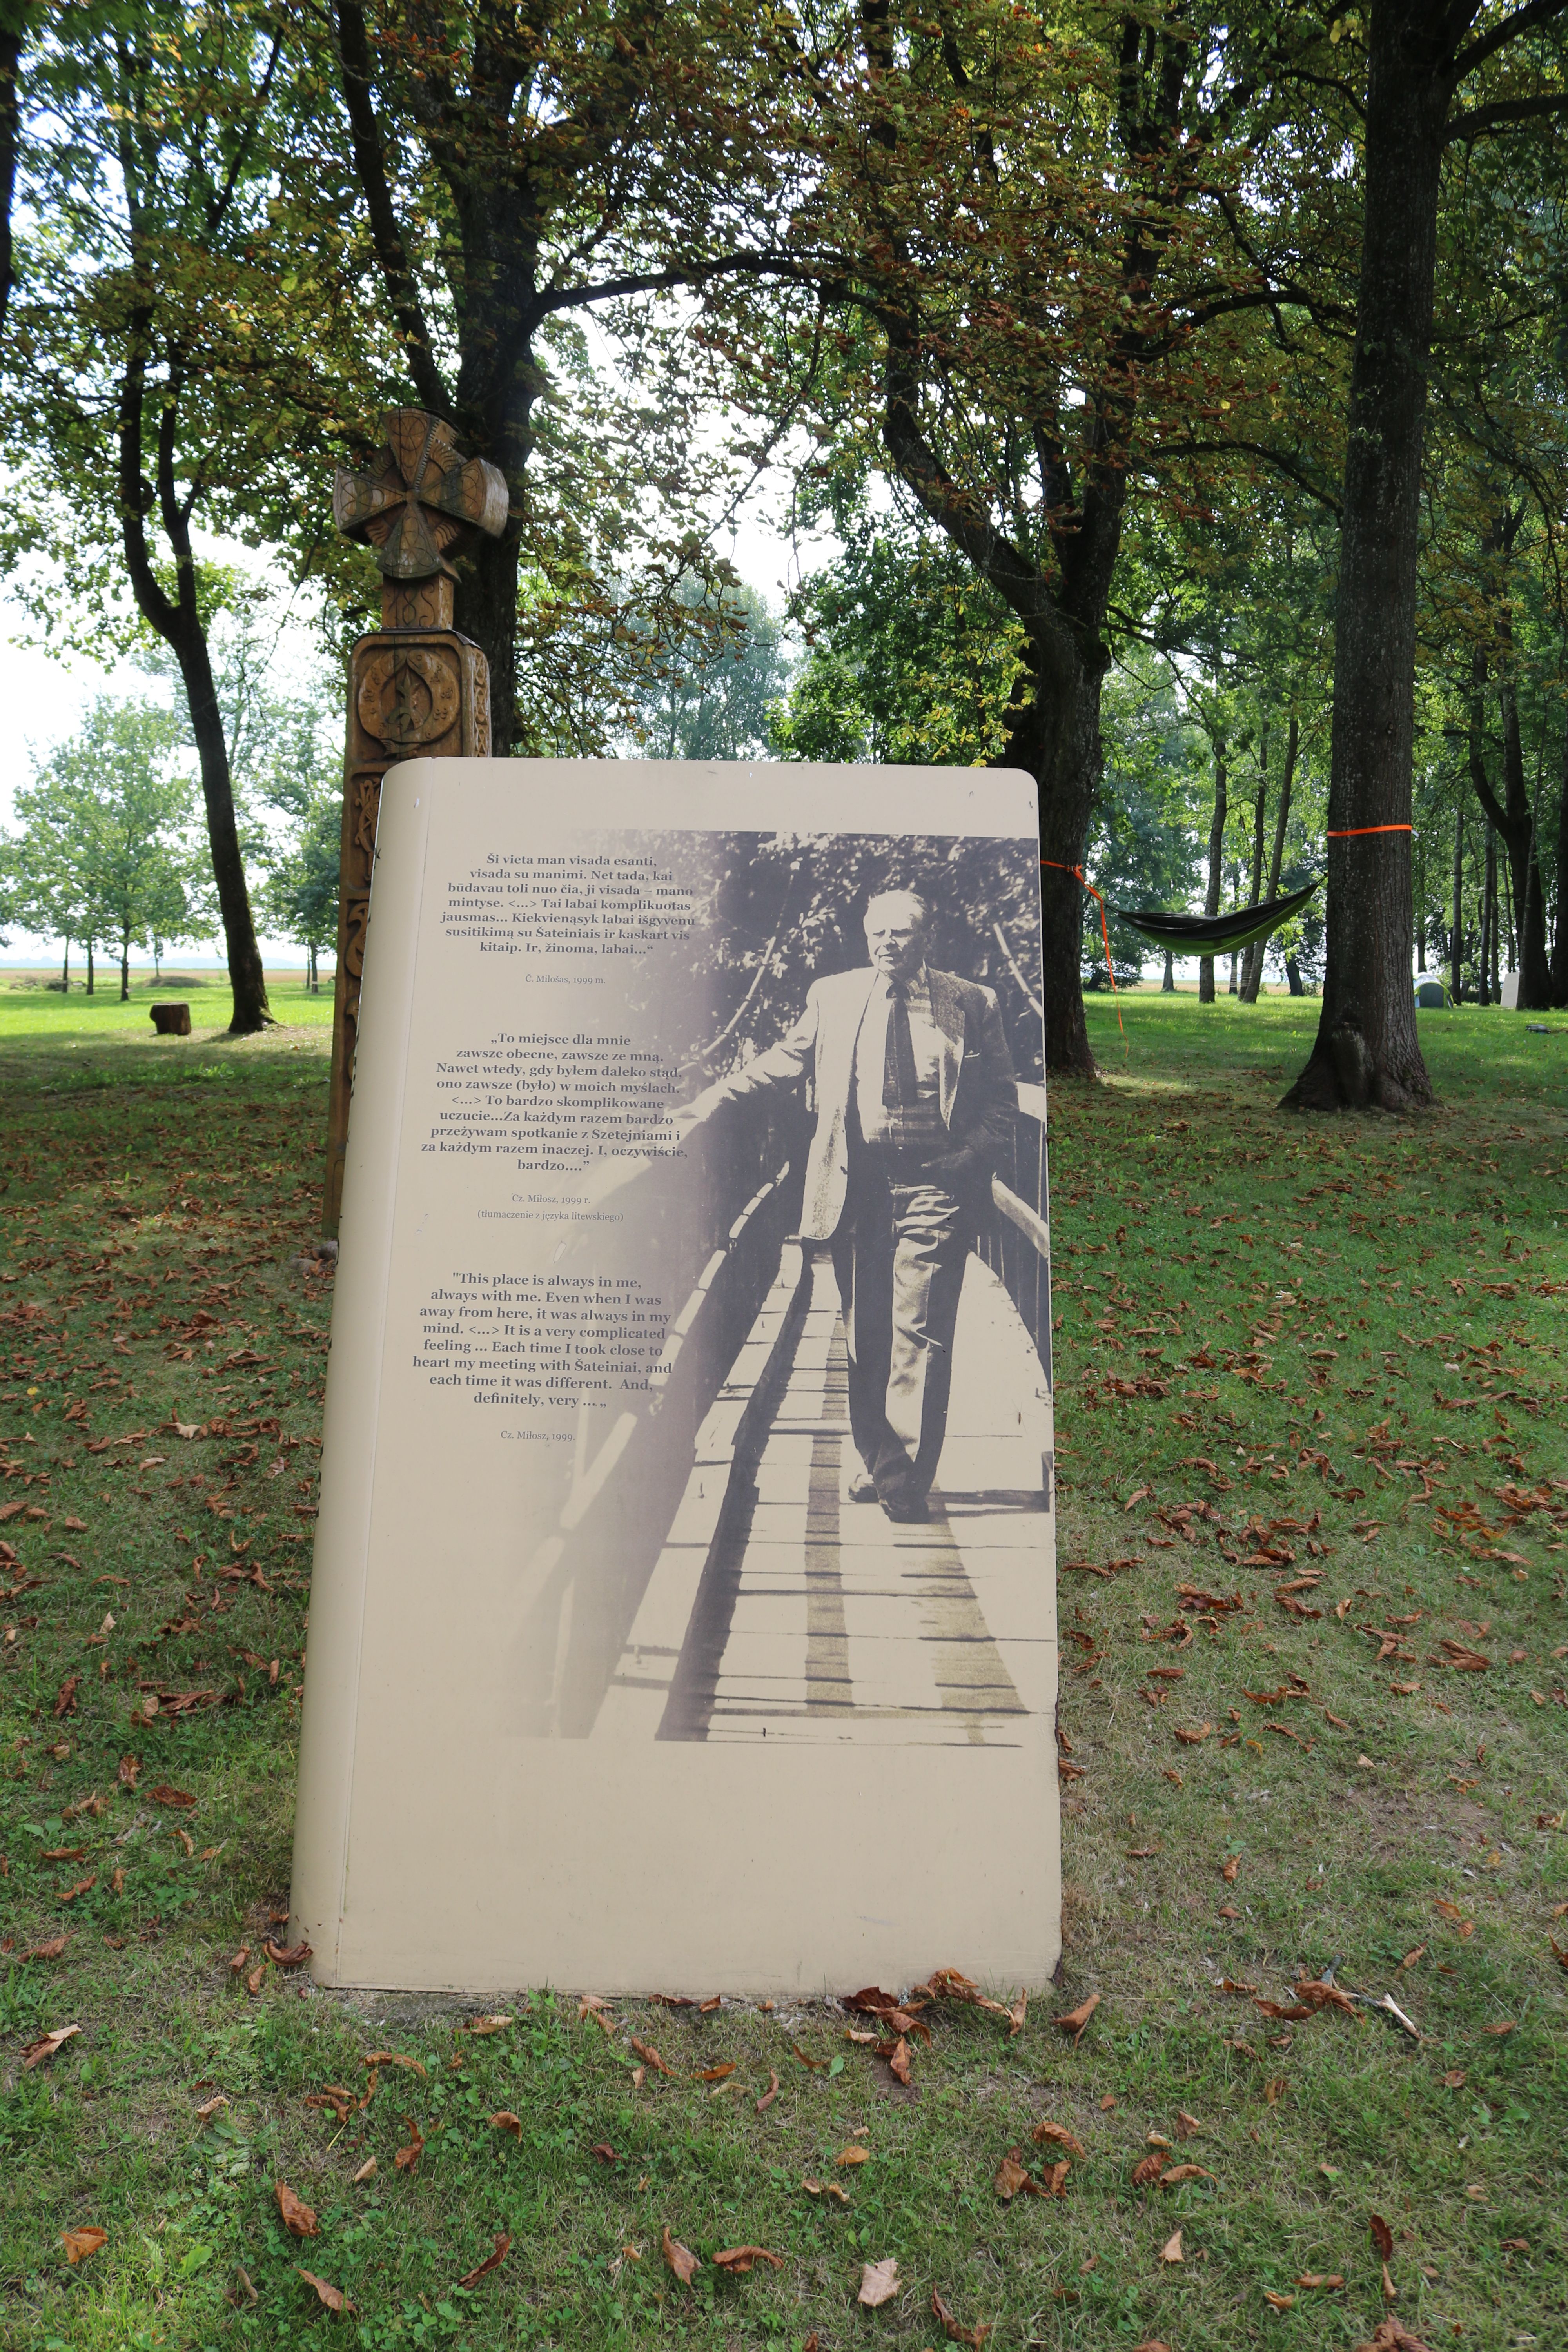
[{"xmin": 291, "ymin": 760, "xmax": 1059, "ymax": 1994}]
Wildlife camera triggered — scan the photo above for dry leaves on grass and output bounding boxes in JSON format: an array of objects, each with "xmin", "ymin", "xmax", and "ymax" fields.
[
  {"xmin": 491, "ymin": 2111, "xmax": 523, "ymax": 2138},
  {"xmin": 352, "ymin": 2158, "xmax": 376, "ymax": 2183},
  {"xmin": 630, "ymin": 2038, "xmax": 672, "ymax": 2076},
  {"xmin": 756, "ymin": 2070, "xmax": 779, "ymax": 2114},
  {"xmin": 274, "ymin": 2184, "xmax": 318, "ymax": 2238},
  {"xmin": 1355, "ymin": 2322, "xmax": 1434, "ymax": 2352},
  {"xmin": 61, "ymin": 2227, "xmax": 108, "ymax": 2264},
  {"xmin": 19, "ymin": 1935, "xmax": 68, "ymax": 1962},
  {"xmin": 837, "ymin": 2145, "xmax": 871, "ymax": 2167},
  {"xmin": 1370, "ymin": 2212, "xmax": 1394, "ymax": 2261},
  {"xmin": 1160, "ymin": 2230, "xmax": 1184, "ymax": 2263},
  {"xmin": 802, "ymin": 2178, "xmax": 850, "ymax": 2204},
  {"xmin": 858, "ymin": 2256, "xmax": 900, "ymax": 2307},
  {"xmin": 1053, "ymin": 1991, "xmax": 1100, "ymax": 2043},
  {"xmin": 1298, "ymin": 2271, "xmax": 1345, "ymax": 2288},
  {"xmin": 465, "ymin": 2013, "xmax": 513, "ymax": 2035},
  {"xmin": 661, "ymin": 2227, "xmax": 701, "ymax": 2285},
  {"xmin": 456, "ymin": 2234, "xmax": 510, "ymax": 2288},
  {"xmin": 394, "ymin": 2117, "xmax": 425, "ymax": 2173},
  {"xmin": 363, "ymin": 2049, "xmax": 426, "ymax": 2078},
  {"xmin": 298, "ymin": 2270, "xmax": 353, "ymax": 2314},
  {"xmin": 1033, "ymin": 2119, "xmax": 1086, "ymax": 2159},
  {"xmin": 194, "ymin": 2094, "xmax": 229, "ymax": 2122},
  {"xmin": 932, "ymin": 2285, "xmax": 991, "ymax": 2344},
  {"xmin": 22, "ymin": 2024, "xmax": 80, "ymax": 2070},
  {"xmin": 711, "ymin": 2246, "xmax": 782, "ymax": 2274}
]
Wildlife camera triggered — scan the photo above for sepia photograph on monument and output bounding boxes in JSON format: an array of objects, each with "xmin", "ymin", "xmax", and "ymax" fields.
[{"xmin": 292, "ymin": 758, "xmax": 1059, "ymax": 1994}]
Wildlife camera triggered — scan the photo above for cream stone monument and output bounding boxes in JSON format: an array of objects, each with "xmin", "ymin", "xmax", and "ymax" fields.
[{"xmin": 293, "ymin": 755, "xmax": 1059, "ymax": 1995}]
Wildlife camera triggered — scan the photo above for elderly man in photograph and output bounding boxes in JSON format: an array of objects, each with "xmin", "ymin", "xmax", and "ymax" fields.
[{"xmin": 682, "ymin": 888, "xmax": 1017, "ymax": 1521}]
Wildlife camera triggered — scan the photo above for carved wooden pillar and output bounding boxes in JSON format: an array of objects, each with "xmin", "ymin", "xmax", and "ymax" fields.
[{"xmin": 323, "ymin": 411, "xmax": 507, "ymax": 1236}]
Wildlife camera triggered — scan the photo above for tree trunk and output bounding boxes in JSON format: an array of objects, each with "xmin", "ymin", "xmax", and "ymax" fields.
[
  {"xmin": 1285, "ymin": 955, "xmax": 1304, "ymax": 996},
  {"xmin": 309, "ymin": 941, "xmax": 318, "ymax": 993},
  {"xmin": 172, "ymin": 616, "xmax": 272, "ymax": 1033},
  {"xmin": 1241, "ymin": 714, "xmax": 1299, "ymax": 1001},
  {"xmin": 1488, "ymin": 828, "xmax": 1501, "ymax": 1000},
  {"xmin": 1469, "ymin": 674, "xmax": 1552, "ymax": 1006},
  {"xmin": 60, "ymin": 938, "xmax": 69, "ymax": 993},
  {"xmin": 1237, "ymin": 752, "xmax": 1269, "ymax": 1002},
  {"xmin": 1161, "ymin": 948, "xmax": 1174, "ymax": 992},
  {"xmin": 1553, "ymin": 729, "xmax": 1568, "ymax": 1005},
  {"xmin": 1001, "ymin": 636, "xmax": 1103, "ymax": 1076},
  {"xmin": 1415, "ymin": 831, "xmax": 1427, "ymax": 969},
  {"xmin": 120, "ymin": 931, "xmax": 131, "ymax": 1002},
  {"xmin": 0, "ymin": 16, "xmax": 24, "ymax": 349},
  {"xmin": 1199, "ymin": 749, "xmax": 1227, "ymax": 1004},
  {"xmin": 1451, "ymin": 806, "xmax": 1465, "ymax": 1004},
  {"xmin": 86, "ymin": 940, "xmax": 94, "ymax": 997},
  {"xmin": 1281, "ymin": 2, "xmax": 1445, "ymax": 1112},
  {"xmin": 1477, "ymin": 828, "xmax": 1492, "ymax": 1004}
]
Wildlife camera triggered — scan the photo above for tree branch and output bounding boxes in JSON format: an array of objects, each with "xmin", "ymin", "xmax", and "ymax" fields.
[
  {"xmin": 1446, "ymin": 88, "xmax": 1568, "ymax": 137},
  {"xmin": 1448, "ymin": 0, "xmax": 1568, "ymax": 84},
  {"xmin": 332, "ymin": 0, "xmax": 450, "ymax": 416}
]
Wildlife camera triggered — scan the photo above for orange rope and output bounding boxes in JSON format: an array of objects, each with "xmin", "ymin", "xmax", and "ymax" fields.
[
  {"xmin": 1327, "ymin": 824, "xmax": 1412, "ymax": 838},
  {"xmin": 1042, "ymin": 859, "xmax": 1125, "ymax": 1048}
]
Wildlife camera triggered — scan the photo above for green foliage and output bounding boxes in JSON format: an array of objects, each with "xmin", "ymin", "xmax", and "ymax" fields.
[
  {"xmin": 6, "ymin": 698, "xmax": 203, "ymax": 991},
  {"xmin": 624, "ymin": 578, "xmax": 789, "ymax": 761}
]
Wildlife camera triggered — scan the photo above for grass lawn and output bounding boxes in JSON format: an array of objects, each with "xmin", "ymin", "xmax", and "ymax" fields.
[{"xmin": 1, "ymin": 986, "xmax": 1564, "ymax": 2352}]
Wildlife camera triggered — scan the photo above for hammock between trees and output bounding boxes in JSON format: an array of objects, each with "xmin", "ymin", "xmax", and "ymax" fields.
[{"xmin": 1111, "ymin": 878, "xmax": 1320, "ymax": 959}]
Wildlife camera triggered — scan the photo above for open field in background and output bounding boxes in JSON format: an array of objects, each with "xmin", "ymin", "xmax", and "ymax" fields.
[{"xmin": 0, "ymin": 993, "xmax": 1564, "ymax": 2352}]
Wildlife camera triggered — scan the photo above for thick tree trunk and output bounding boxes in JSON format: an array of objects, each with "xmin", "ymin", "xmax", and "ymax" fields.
[
  {"xmin": 1478, "ymin": 829, "xmax": 1493, "ymax": 1004},
  {"xmin": 1285, "ymin": 955, "xmax": 1304, "ymax": 996},
  {"xmin": 454, "ymin": 529, "xmax": 523, "ymax": 757},
  {"xmin": 1001, "ymin": 635, "xmax": 1103, "ymax": 1077},
  {"xmin": 1241, "ymin": 715, "xmax": 1298, "ymax": 1001},
  {"xmin": 1161, "ymin": 949, "xmax": 1174, "ymax": 992},
  {"xmin": 1281, "ymin": 3, "xmax": 1443, "ymax": 1112},
  {"xmin": 1451, "ymin": 806, "xmax": 1465, "ymax": 1003},
  {"xmin": 86, "ymin": 940, "xmax": 94, "ymax": 996},
  {"xmin": 120, "ymin": 933, "xmax": 131, "ymax": 1002},
  {"xmin": 171, "ymin": 617, "xmax": 272, "ymax": 1033},
  {"xmin": 1199, "ymin": 750, "xmax": 1227, "ymax": 1005},
  {"xmin": 60, "ymin": 940, "xmax": 69, "ymax": 993},
  {"xmin": 1470, "ymin": 677, "xmax": 1551, "ymax": 1005}
]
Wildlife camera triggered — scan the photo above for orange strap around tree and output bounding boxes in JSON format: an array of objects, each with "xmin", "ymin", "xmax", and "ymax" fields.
[
  {"xmin": 1326, "ymin": 824, "xmax": 1413, "ymax": 838},
  {"xmin": 1042, "ymin": 859, "xmax": 1125, "ymax": 1048}
]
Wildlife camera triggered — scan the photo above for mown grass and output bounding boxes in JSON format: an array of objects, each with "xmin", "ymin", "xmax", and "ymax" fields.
[{"xmin": 0, "ymin": 989, "xmax": 1564, "ymax": 2352}]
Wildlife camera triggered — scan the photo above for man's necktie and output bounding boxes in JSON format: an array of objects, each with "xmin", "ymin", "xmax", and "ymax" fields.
[{"xmin": 882, "ymin": 980, "xmax": 919, "ymax": 1113}]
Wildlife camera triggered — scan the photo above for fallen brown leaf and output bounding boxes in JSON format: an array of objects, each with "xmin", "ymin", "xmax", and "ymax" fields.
[
  {"xmin": 1297, "ymin": 2272, "xmax": 1345, "ymax": 2288},
  {"xmin": 297, "ymin": 2269, "xmax": 353, "ymax": 2314},
  {"xmin": 885, "ymin": 2034, "xmax": 913, "ymax": 2084},
  {"xmin": 265, "ymin": 1939, "xmax": 312, "ymax": 1969},
  {"xmin": 756, "ymin": 2069, "xmax": 779, "ymax": 2113},
  {"xmin": 802, "ymin": 2177, "xmax": 849, "ymax": 2204},
  {"xmin": 1263, "ymin": 2290, "xmax": 1296, "ymax": 2311},
  {"xmin": 394, "ymin": 2117, "xmax": 424, "ymax": 2172},
  {"xmin": 932, "ymin": 2284, "xmax": 991, "ymax": 2345},
  {"xmin": 993, "ymin": 2152, "xmax": 1033, "ymax": 2200},
  {"xmin": 697, "ymin": 2063, "xmax": 734, "ymax": 2083},
  {"xmin": 1482, "ymin": 2020, "xmax": 1516, "ymax": 2036},
  {"xmin": 195, "ymin": 2093, "xmax": 229, "ymax": 2122},
  {"xmin": 20, "ymin": 1936, "xmax": 68, "ymax": 1963},
  {"xmin": 22, "ymin": 2024, "xmax": 80, "ymax": 2070},
  {"xmin": 456, "ymin": 2234, "xmax": 510, "ymax": 2288},
  {"xmin": 149, "ymin": 1784, "xmax": 196, "ymax": 1808},
  {"xmin": 1033, "ymin": 2119, "xmax": 1087, "ymax": 2159},
  {"xmin": 1131, "ymin": 2151, "xmax": 1166, "ymax": 2187},
  {"xmin": 661, "ymin": 2225, "xmax": 700, "ymax": 2285},
  {"xmin": 490, "ymin": 2111, "xmax": 522, "ymax": 2137},
  {"xmin": 1355, "ymin": 2321, "xmax": 1435, "ymax": 2352},
  {"xmin": 858, "ymin": 2255, "xmax": 900, "ymax": 2308},
  {"xmin": 1160, "ymin": 2163, "xmax": 1212, "ymax": 2185},
  {"xmin": 352, "ymin": 2157, "xmax": 376, "ymax": 2182},
  {"xmin": 1160, "ymin": 2228, "xmax": 1183, "ymax": 2263},
  {"xmin": 630, "ymin": 2038, "xmax": 672, "ymax": 2076},
  {"xmin": 61, "ymin": 2226, "xmax": 108, "ymax": 2264},
  {"xmin": 1174, "ymin": 1722, "xmax": 1212, "ymax": 1744},
  {"xmin": 275, "ymin": 2183, "xmax": 318, "ymax": 2238},
  {"xmin": 837, "ymin": 2144, "xmax": 871, "ymax": 2167},
  {"xmin": 1370, "ymin": 2212, "xmax": 1394, "ymax": 2261},
  {"xmin": 711, "ymin": 2245, "xmax": 783, "ymax": 2274},
  {"xmin": 1175, "ymin": 2110, "xmax": 1203, "ymax": 2139},
  {"xmin": 364, "ymin": 2050, "xmax": 426, "ymax": 2078},
  {"xmin": 1053, "ymin": 1991, "xmax": 1100, "ymax": 2042},
  {"xmin": 591, "ymin": 2143, "xmax": 618, "ymax": 2164}
]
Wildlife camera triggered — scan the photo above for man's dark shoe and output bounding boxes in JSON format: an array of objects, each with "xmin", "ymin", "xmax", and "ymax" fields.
[{"xmin": 880, "ymin": 1492, "xmax": 929, "ymax": 1524}]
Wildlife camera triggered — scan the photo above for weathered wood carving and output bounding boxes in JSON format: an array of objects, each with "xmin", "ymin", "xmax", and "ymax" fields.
[{"xmin": 323, "ymin": 410, "xmax": 508, "ymax": 1234}]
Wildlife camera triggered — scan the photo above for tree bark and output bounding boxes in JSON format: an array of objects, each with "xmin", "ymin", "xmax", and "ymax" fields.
[
  {"xmin": 1281, "ymin": 1, "xmax": 1453, "ymax": 1112},
  {"xmin": 120, "ymin": 931, "xmax": 131, "ymax": 1003},
  {"xmin": 1161, "ymin": 948, "xmax": 1174, "ymax": 992},
  {"xmin": 1477, "ymin": 826, "xmax": 1493, "ymax": 1004},
  {"xmin": 1241, "ymin": 715, "xmax": 1299, "ymax": 1001},
  {"xmin": 0, "ymin": 16, "xmax": 24, "ymax": 351},
  {"xmin": 60, "ymin": 939, "xmax": 69, "ymax": 993},
  {"xmin": 1285, "ymin": 955, "xmax": 1304, "ymax": 995},
  {"xmin": 1237, "ymin": 746, "xmax": 1269, "ymax": 1003},
  {"xmin": 1199, "ymin": 749, "xmax": 1227, "ymax": 1005},
  {"xmin": 86, "ymin": 940, "xmax": 94, "ymax": 996},
  {"xmin": 1451, "ymin": 804, "xmax": 1465, "ymax": 1004}
]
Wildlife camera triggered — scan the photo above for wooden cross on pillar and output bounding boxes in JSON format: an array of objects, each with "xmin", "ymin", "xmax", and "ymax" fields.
[{"xmin": 322, "ymin": 409, "xmax": 508, "ymax": 1237}]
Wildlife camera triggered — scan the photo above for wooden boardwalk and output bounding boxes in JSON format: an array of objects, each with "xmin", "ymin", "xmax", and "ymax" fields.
[{"xmin": 595, "ymin": 1247, "xmax": 1056, "ymax": 1746}]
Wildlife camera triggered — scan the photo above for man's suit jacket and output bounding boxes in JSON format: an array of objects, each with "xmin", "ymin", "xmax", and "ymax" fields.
[{"xmin": 687, "ymin": 965, "xmax": 1018, "ymax": 1240}]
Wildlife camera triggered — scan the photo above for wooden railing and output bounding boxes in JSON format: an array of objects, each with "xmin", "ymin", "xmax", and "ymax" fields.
[{"xmin": 972, "ymin": 1080, "xmax": 1051, "ymax": 1388}]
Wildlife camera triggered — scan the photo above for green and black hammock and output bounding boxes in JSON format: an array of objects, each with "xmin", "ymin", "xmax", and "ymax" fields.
[{"xmin": 1112, "ymin": 877, "xmax": 1320, "ymax": 958}]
